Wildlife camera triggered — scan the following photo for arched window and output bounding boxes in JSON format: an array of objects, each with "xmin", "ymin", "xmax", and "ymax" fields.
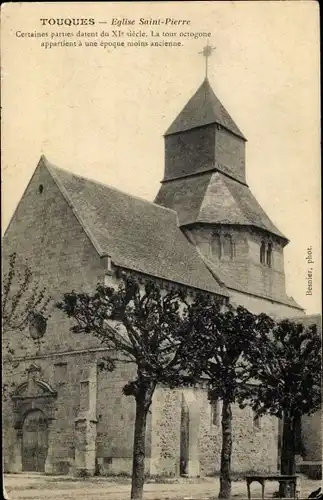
[
  {"xmin": 222, "ymin": 234, "xmax": 233, "ymax": 259},
  {"xmin": 211, "ymin": 234, "xmax": 222, "ymax": 258},
  {"xmin": 266, "ymin": 242, "xmax": 273, "ymax": 267},
  {"xmin": 212, "ymin": 233, "xmax": 234, "ymax": 259},
  {"xmin": 210, "ymin": 399, "xmax": 220, "ymax": 427},
  {"xmin": 260, "ymin": 241, "xmax": 266, "ymax": 264}
]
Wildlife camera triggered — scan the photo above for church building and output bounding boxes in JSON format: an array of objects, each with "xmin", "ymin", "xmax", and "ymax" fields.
[{"xmin": 3, "ymin": 72, "xmax": 320, "ymax": 478}]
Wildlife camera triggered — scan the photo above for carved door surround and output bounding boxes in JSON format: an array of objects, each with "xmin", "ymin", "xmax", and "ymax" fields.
[{"xmin": 11, "ymin": 363, "xmax": 57, "ymax": 473}]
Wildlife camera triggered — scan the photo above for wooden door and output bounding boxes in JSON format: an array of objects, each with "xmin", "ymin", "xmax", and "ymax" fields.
[{"xmin": 22, "ymin": 410, "xmax": 48, "ymax": 472}]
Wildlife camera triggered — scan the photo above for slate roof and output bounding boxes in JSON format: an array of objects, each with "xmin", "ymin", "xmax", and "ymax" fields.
[
  {"xmin": 155, "ymin": 171, "xmax": 288, "ymax": 242},
  {"xmin": 165, "ymin": 78, "xmax": 246, "ymax": 140},
  {"xmin": 155, "ymin": 173, "xmax": 212, "ymax": 226},
  {"xmin": 43, "ymin": 157, "xmax": 227, "ymax": 297}
]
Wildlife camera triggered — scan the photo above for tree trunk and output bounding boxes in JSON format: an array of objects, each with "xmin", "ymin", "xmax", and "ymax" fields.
[
  {"xmin": 219, "ymin": 398, "xmax": 232, "ymax": 499},
  {"xmin": 130, "ymin": 381, "xmax": 155, "ymax": 500},
  {"xmin": 279, "ymin": 414, "xmax": 296, "ymax": 497}
]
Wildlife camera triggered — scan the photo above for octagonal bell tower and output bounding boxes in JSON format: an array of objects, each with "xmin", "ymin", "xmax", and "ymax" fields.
[{"xmin": 155, "ymin": 70, "xmax": 298, "ymax": 309}]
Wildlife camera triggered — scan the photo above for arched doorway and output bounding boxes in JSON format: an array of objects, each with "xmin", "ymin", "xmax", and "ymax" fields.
[
  {"xmin": 22, "ymin": 410, "xmax": 49, "ymax": 472},
  {"xmin": 179, "ymin": 390, "xmax": 200, "ymax": 477},
  {"xmin": 180, "ymin": 399, "xmax": 189, "ymax": 475}
]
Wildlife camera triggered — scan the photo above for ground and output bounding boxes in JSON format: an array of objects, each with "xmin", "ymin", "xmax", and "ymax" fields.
[{"xmin": 4, "ymin": 474, "xmax": 322, "ymax": 500}]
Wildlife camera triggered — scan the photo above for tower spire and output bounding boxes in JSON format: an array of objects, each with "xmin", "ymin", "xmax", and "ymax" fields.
[{"xmin": 199, "ymin": 39, "xmax": 216, "ymax": 79}]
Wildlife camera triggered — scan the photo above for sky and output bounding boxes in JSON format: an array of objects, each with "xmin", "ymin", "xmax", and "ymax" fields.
[{"xmin": 1, "ymin": 1, "xmax": 321, "ymax": 314}]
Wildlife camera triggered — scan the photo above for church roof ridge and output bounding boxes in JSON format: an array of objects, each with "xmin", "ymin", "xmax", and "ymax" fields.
[{"xmin": 164, "ymin": 78, "xmax": 246, "ymax": 140}]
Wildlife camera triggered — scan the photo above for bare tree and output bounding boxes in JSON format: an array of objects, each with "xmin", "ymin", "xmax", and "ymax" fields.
[{"xmin": 2, "ymin": 252, "xmax": 51, "ymax": 398}]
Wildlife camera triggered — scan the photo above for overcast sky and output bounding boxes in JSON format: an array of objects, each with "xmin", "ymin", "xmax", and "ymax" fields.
[{"xmin": 2, "ymin": 2, "xmax": 320, "ymax": 314}]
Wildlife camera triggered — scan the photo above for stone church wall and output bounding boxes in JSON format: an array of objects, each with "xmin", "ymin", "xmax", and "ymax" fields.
[
  {"xmin": 198, "ymin": 389, "xmax": 278, "ymax": 475},
  {"xmin": 2, "ymin": 162, "xmax": 106, "ymax": 356},
  {"xmin": 149, "ymin": 388, "xmax": 182, "ymax": 476},
  {"xmin": 298, "ymin": 410, "xmax": 322, "ymax": 479},
  {"xmin": 190, "ymin": 225, "xmax": 250, "ymax": 291},
  {"xmin": 229, "ymin": 290, "xmax": 304, "ymax": 319},
  {"xmin": 149, "ymin": 387, "xmax": 278, "ymax": 477},
  {"xmin": 188, "ymin": 224, "xmax": 302, "ymax": 317},
  {"xmin": 301, "ymin": 411, "xmax": 322, "ymax": 462},
  {"xmin": 191, "ymin": 225, "xmax": 287, "ymax": 303},
  {"xmin": 247, "ymin": 231, "xmax": 287, "ymax": 301},
  {"xmin": 3, "ymin": 352, "xmax": 100, "ymax": 474},
  {"xmin": 95, "ymin": 361, "xmax": 153, "ymax": 476},
  {"xmin": 3, "ymin": 351, "xmax": 145, "ymax": 476},
  {"xmin": 2, "ymin": 161, "xmax": 108, "ymax": 474},
  {"xmin": 3, "ymin": 354, "xmax": 79, "ymax": 474}
]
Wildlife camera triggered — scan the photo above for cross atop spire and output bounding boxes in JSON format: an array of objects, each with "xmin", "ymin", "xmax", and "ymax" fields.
[{"xmin": 199, "ymin": 40, "xmax": 216, "ymax": 79}]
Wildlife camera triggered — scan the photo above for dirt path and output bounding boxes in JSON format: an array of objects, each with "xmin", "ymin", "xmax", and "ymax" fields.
[{"xmin": 4, "ymin": 473, "xmax": 321, "ymax": 500}]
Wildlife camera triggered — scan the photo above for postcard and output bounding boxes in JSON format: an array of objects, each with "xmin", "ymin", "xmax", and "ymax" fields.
[{"xmin": 1, "ymin": 2, "xmax": 321, "ymax": 500}]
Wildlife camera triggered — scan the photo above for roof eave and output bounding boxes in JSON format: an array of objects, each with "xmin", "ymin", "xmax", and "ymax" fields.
[
  {"xmin": 112, "ymin": 262, "xmax": 229, "ymax": 299},
  {"xmin": 179, "ymin": 220, "xmax": 289, "ymax": 245},
  {"xmin": 164, "ymin": 121, "xmax": 247, "ymax": 141}
]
